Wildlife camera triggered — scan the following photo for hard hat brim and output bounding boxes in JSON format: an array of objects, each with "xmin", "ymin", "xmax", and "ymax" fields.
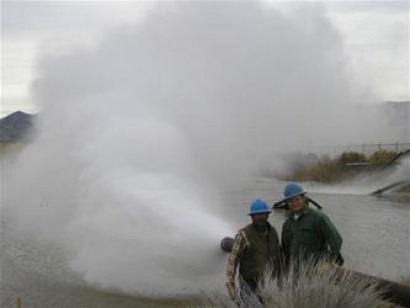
[
  {"xmin": 282, "ymin": 191, "xmax": 307, "ymax": 202},
  {"xmin": 248, "ymin": 209, "xmax": 272, "ymax": 215}
]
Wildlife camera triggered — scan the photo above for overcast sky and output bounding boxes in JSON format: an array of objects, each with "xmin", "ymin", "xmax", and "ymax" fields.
[{"xmin": 1, "ymin": 0, "xmax": 409, "ymax": 117}]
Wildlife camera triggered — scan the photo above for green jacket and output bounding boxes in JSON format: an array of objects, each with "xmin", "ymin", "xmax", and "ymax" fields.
[{"xmin": 281, "ymin": 206, "xmax": 342, "ymax": 267}]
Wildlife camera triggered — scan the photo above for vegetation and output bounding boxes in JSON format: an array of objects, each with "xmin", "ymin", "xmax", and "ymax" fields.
[
  {"xmin": 368, "ymin": 150, "xmax": 398, "ymax": 165},
  {"xmin": 199, "ymin": 261, "xmax": 393, "ymax": 307},
  {"xmin": 280, "ymin": 150, "xmax": 400, "ymax": 183},
  {"xmin": 400, "ymin": 276, "xmax": 410, "ymax": 286}
]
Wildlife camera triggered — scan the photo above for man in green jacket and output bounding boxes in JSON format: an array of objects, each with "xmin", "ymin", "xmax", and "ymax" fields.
[
  {"xmin": 281, "ymin": 183, "xmax": 343, "ymax": 270},
  {"xmin": 226, "ymin": 199, "xmax": 281, "ymax": 305}
]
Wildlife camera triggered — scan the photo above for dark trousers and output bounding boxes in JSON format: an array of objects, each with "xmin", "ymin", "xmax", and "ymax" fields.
[{"xmin": 239, "ymin": 279, "xmax": 264, "ymax": 307}]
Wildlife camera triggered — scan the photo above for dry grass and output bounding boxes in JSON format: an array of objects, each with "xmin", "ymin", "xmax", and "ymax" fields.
[
  {"xmin": 197, "ymin": 261, "xmax": 393, "ymax": 308},
  {"xmin": 399, "ymin": 276, "xmax": 410, "ymax": 286}
]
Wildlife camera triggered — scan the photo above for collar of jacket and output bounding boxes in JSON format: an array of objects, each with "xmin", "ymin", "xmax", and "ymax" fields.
[
  {"xmin": 251, "ymin": 221, "xmax": 273, "ymax": 230},
  {"xmin": 288, "ymin": 205, "xmax": 312, "ymax": 220}
]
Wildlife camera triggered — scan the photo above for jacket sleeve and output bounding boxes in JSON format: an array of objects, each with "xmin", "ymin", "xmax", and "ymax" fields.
[
  {"xmin": 281, "ymin": 221, "xmax": 291, "ymax": 268},
  {"xmin": 317, "ymin": 214, "xmax": 342, "ymax": 256},
  {"xmin": 226, "ymin": 232, "xmax": 246, "ymax": 286},
  {"xmin": 271, "ymin": 227, "xmax": 283, "ymax": 279}
]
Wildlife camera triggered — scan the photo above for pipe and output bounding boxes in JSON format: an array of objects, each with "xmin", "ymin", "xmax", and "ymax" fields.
[
  {"xmin": 220, "ymin": 236, "xmax": 410, "ymax": 307},
  {"xmin": 220, "ymin": 237, "xmax": 235, "ymax": 253},
  {"xmin": 338, "ymin": 268, "xmax": 410, "ymax": 307},
  {"xmin": 370, "ymin": 178, "xmax": 410, "ymax": 196},
  {"xmin": 220, "ymin": 237, "xmax": 235, "ymax": 252}
]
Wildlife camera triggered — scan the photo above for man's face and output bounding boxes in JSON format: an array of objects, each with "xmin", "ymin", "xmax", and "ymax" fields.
[
  {"xmin": 287, "ymin": 195, "xmax": 306, "ymax": 214},
  {"xmin": 251, "ymin": 213, "xmax": 269, "ymax": 226}
]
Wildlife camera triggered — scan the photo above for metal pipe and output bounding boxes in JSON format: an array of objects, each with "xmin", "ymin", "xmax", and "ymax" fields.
[
  {"xmin": 220, "ymin": 236, "xmax": 410, "ymax": 307},
  {"xmin": 370, "ymin": 178, "xmax": 410, "ymax": 196},
  {"xmin": 220, "ymin": 237, "xmax": 235, "ymax": 253}
]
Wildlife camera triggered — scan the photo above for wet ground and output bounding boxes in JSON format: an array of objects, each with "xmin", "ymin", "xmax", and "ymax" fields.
[{"xmin": 1, "ymin": 177, "xmax": 409, "ymax": 307}]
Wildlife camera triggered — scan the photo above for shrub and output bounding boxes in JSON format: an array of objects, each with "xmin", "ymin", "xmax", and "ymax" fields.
[
  {"xmin": 368, "ymin": 150, "xmax": 398, "ymax": 165},
  {"xmin": 198, "ymin": 261, "xmax": 388, "ymax": 307},
  {"xmin": 337, "ymin": 152, "xmax": 367, "ymax": 165}
]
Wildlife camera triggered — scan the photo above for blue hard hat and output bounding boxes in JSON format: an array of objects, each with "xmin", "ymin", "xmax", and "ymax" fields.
[
  {"xmin": 248, "ymin": 199, "xmax": 271, "ymax": 215},
  {"xmin": 283, "ymin": 183, "xmax": 307, "ymax": 201}
]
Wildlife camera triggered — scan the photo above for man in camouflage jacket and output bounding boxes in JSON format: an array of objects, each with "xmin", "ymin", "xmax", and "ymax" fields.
[{"xmin": 226, "ymin": 199, "xmax": 281, "ymax": 305}]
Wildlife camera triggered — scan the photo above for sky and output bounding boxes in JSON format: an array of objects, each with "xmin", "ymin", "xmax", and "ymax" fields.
[{"xmin": 1, "ymin": 0, "xmax": 409, "ymax": 117}]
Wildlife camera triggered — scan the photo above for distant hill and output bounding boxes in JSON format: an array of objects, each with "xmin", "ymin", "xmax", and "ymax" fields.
[{"xmin": 0, "ymin": 111, "xmax": 36, "ymax": 143}]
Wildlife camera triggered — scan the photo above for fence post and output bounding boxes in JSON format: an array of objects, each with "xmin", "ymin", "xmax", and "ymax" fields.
[{"xmin": 16, "ymin": 297, "xmax": 22, "ymax": 308}]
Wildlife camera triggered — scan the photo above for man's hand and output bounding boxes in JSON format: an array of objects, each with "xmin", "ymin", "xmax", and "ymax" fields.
[{"xmin": 226, "ymin": 282, "xmax": 236, "ymax": 301}]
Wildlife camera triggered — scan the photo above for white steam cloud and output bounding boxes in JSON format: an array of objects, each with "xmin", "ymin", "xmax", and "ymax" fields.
[{"xmin": 3, "ymin": 2, "xmax": 386, "ymax": 294}]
